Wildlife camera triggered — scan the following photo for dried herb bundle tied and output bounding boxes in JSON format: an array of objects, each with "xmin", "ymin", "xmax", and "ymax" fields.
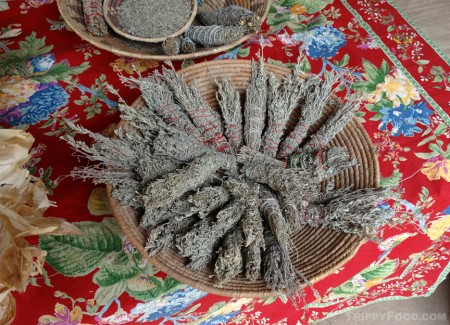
[
  {"xmin": 82, "ymin": 0, "xmax": 108, "ymax": 36},
  {"xmin": 184, "ymin": 25, "xmax": 249, "ymax": 47},
  {"xmin": 66, "ymin": 61, "xmax": 395, "ymax": 303},
  {"xmin": 198, "ymin": 5, "xmax": 260, "ymax": 30}
]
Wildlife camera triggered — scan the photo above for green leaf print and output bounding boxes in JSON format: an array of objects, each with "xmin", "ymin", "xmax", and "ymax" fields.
[
  {"xmin": 362, "ymin": 60, "xmax": 387, "ymax": 85},
  {"xmin": 32, "ymin": 61, "xmax": 90, "ymax": 83},
  {"xmin": 360, "ymin": 260, "xmax": 398, "ymax": 280},
  {"xmin": 0, "ymin": 32, "xmax": 53, "ymax": 76},
  {"xmin": 93, "ymin": 252, "xmax": 139, "ymax": 286},
  {"xmin": 39, "ymin": 222, "xmax": 122, "ymax": 276},
  {"xmin": 297, "ymin": 0, "xmax": 333, "ymax": 14},
  {"xmin": 95, "ymin": 281, "xmax": 127, "ymax": 306},
  {"xmin": 126, "ymin": 276, "xmax": 184, "ymax": 301}
]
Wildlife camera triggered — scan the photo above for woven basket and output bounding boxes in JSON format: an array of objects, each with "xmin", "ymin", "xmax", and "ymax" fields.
[
  {"xmin": 103, "ymin": 0, "xmax": 197, "ymax": 43},
  {"xmin": 106, "ymin": 60, "xmax": 380, "ymax": 298},
  {"xmin": 56, "ymin": 0, "xmax": 270, "ymax": 60}
]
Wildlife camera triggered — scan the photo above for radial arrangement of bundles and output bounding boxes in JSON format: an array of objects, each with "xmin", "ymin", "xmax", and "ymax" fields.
[
  {"xmin": 65, "ymin": 59, "xmax": 397, "ymax": 301},
  {"xmin": 82, "ymin": 0, "xmax": 261, "ymax": 56}
]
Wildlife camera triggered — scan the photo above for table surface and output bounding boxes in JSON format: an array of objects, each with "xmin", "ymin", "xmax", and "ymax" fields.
[{"xmin": 2, "ymin": 0, "xmax": 450, "ymax": 324}]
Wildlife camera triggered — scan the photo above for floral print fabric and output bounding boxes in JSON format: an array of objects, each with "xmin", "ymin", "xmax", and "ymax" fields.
[{"xmin": 2, "ymin": 0, "xmax": 450, "ymax": 324}]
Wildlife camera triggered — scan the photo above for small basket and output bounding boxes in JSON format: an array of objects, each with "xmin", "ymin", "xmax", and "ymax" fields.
[
  {"xmin": 56, "ymin": 0, "xmax": 271, "ymax": 60},
  {"xmin": 103, "ymin": 0, "xmax": 197, "ymax": 43},
  {"xmin": 106, "ymin": 60, "xmax": 380, "ymax": 298}
]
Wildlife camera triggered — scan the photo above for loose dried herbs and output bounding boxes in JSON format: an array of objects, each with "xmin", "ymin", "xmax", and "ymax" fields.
[{"xmin": 117, "ymin": 0, "xmax": 191, "ymax": 39}]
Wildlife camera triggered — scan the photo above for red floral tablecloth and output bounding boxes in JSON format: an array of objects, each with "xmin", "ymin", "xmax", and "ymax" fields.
[{"xmin": 2, "ymin": 0, "xmax": 450, "ymax": 324}]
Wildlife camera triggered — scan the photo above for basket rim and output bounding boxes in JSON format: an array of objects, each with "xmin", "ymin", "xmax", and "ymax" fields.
[
  {"xmin": 105, "ymin": 60, "xmax": 380, "ymax": 298},
  {"xmin": 56, "ymin": 0, "xmax": 271, "ymax": 60},
  {"xmin": 103, "ymin": 0, "xmax": 198, "ymax": 43}
]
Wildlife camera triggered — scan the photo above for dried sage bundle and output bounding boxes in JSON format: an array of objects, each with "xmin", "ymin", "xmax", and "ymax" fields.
[
  {"xmin": 198, "ymin": 5, "xmax": 260, "ymax": 29},
  {"xmin": 214, "ymin": 226, "xmax": 244, "ymax": 286},
  {"xmin": 162, "ymin": 37, "xmax": 181, "ymax": 56},
  {"xmin": 138, "ymin": 75, "xmax": 206, "ymax": 143},
  {"xmin": 244, "ymin": 240, "xmax": 263, "ymax": 282},
  {"xmin": 311, "ymin": 187, "xmax": 395, "ymax": 240},
  {"xmin": 277, "ymin": 72, "xmax": 339, "ymax": 159},
  {"xmin": 259, "ymin": 188, "xmax": 290, "ymax": 250},
  {"xmin": 145, "ymin": 215, "xmax": 198, "ymax": 256},
  {"xmin": 216, "ymin": 77, "xmax": 243, "ymax": 150},
  {"xmin": 184, "ymin": 25, "xmax": 249, "ymax": 47},
  {"xmin": 177, "ymin": 201, "xmax": 245, "ymax": 270},
  {"xmin": 262, "ymin": 72, "xmax": 305, "ymax": 157},
  {"xmin": 288, "ymin": 147, "xmax": 357, "ymax": 181},
  {"xmin": 181, "ymin": 37, "xmax": 196, "ymax": 53},
  {"xmin": 82, "ymin": 0, "xmax": 108, "ymax": 36},
  {"xmin": 188, "ymin": 186, "xmax": 230, "ymax": 218},
  {"xmin": 302, "ymin": 94, "xmax": 362, "ymax": 152},
  {"xmin": 244, "ymin": 60, "xmax": 267, "ymax": 151},
  {"xmin": 143, "ymin": 153, "xmax": 218, "ymax": 209},
  {"xmin": 161, "ymin": 63, "xmax": 232, "ymax": 153},
  {"xmin": 263, "ymin": 231, "xmax": 301, "ymax": 300}
]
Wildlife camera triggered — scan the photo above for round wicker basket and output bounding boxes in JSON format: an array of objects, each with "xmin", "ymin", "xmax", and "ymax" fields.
[
  {"xmin": 106, "ymin": 60, "xmax": 380, "ymax": 298},
  {"xmin": 56, "ymin": 0, "xmax": 270, "ymax": 60},
  {"xmin": 103, "ymin": 0, "xmax": 197, "ymax": 43}
]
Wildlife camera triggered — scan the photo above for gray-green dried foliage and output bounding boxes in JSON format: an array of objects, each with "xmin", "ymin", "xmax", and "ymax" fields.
[
  {"xmin": 188, "ymin": 186, "xmax": 230, "ymax": 218},
  {"xmin": 216, "ymin": 77, "xmax": 243, "ymax": 150},
  {"xmin": 262, "ymin": 72, "xmax": 305, "ymax": 157},
  {"xmin": 198, "ymin": 5, "xmax": 260, "ymax": 29},
  {"xmin": 259, "ymin": 188, "xmax": 290, "ymax": 250},
  {"xmin": 244, "ymin": 60, "xmax": 267, "ymax": 151},
  {"xmin": 82, "ymin": 0, "xmax": 108, "ymax": 36},
  {"xmin": 162, "ymin": 37, "xmax": 181, "ymax": 56},
  {"xmin": 181, "ymin": 37, "xmax": 196, "ymax": 53},
  {"xmin": 278, "ymin": 72, "xmax": 338, "ymax": 159},
  {"xmin": 241, "ymin": 207, "xmax": 264, "ymax": 248},
  {"xmin": 117, "ymin": 0, "xmax": 191, "ymax": 39},
  {"xmin": 263, "ymin": 231, "xmax": 301, "ymax": 300},
  {"xmin": 161, "ymin": 63, "xmax": 232, "ymax": 153},
  {"xmin": 145, "ymin": 215, "xmax": 198, "ymax": 256},
  {"xmin": 184, "ymin": 25, "xmax": 249, "ymax": 47},
  {"xmin": 140, "ymin": 195, "xmax": 195, "ymax": 229},
  {"xmin": 214, "ymin": 226, "xmax": 244, "ymax": 286},
  {"xmin": 288, "ymin": 147, "xmax": 357, "ymax": 181},
  {"xmin": 303, "ymin": 94, "xmax": 362, "ymax": 152},
  {"xmin": 137, "ymin": 75, "xmax": 205, "ymax": 143},
  {"xmin": 314, "ymin": 187, "xmax": 396, "ymax": 241},
  {"xmin": 244, "ymin": 238, "xmax": 263, "ymax": 282},
  {"xmin": 177, "ymin": 201, "xmax": 245, "ymax": 270},
  {"xmin": 143, "ymin": 153, "xmax": 218, "ymax": 209}
]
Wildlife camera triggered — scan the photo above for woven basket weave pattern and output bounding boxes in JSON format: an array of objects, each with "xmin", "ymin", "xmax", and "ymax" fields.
[
  {"xmin": 57, "ymin": 0, "xmax": 270, "ymax": 60},
  {"xmin": 107, "ymin": 60, "xmax": 380, "ymax": 298}
]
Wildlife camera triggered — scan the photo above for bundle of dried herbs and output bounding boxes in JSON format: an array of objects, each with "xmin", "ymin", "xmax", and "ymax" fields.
[
  {"xmin": 66, "ymin": 61, "xmax": 397, "ymax": 303},
  {"xmin": 198, "ymin": 5, "xmax": 261, "ymax": 30},
  {"xmin": 184, "ymin": 25, "xmax": 249, "ymax": 47},
  {"xmin": 82, "ymin": 0, "xmax": 108, "ymax": 36}
]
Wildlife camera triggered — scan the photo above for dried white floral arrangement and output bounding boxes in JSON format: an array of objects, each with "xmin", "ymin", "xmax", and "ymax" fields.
[{"xmin": 64, "ymin": 59, "xmax": 396, "ymax": 301}]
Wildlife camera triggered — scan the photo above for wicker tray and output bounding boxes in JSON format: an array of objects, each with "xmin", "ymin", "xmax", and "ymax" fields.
[
  {"xmin": 106, "ymin": 60, "xmax": 380, "ymax": 298},
  {"xmin": 57, "ymin": 0, "xmax": 270, "ymax": 61},
  {"xmin": 103, "ymin": 0, "xmax": 197, "ymax": 43}
]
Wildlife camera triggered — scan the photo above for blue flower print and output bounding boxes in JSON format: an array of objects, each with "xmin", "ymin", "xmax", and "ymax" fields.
[
  {"xmin": 27, "ymin": 54, "xmax": 56, "ymax": 73},
  {"xmin": 378, "ymin": 101, "xmax": 432, "ymax": 137},
  {"xmin": 2, "ymin": 82, "xmax": 69, "ymax": 126},
  {"xmin": 302, "ymin": 25, "xmax": 347, "ymax": 59},
  {"xmin": 131, "ymin": 286, "xmax": 207, "ymax": 322},
  {"xmin": 201, "ymin": 310, "xmax": 241, "ymax": 325}
]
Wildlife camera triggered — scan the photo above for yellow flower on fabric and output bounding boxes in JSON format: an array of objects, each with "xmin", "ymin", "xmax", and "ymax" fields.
[
  {"xmin": 367, "ymin": 70, "xmax": 420, "ymax": 108},
  {"xmin": 0, "ymin": 75, "xmax": 39, "ymax": 110},
  {"xmin": 290, "ymin": 4, "xmax": 307, "ymax": 14},
  {"xmin": 421, "ymin": 157, "xmax": 450, "ymax": 182},
  {"xmin": 38, "ymin": 303, "xmax": 83, "ymax": 325},
  {"xmin": 364, "ymin": 278, "xmax": 383, "ymax": 288},
  {"xmin": 110, "ymin": 58, "xmax": 159, "ymax": 74},
  {"xmin": 428, "ymin": 215, "xmax": 450, "ymax": 240}
]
